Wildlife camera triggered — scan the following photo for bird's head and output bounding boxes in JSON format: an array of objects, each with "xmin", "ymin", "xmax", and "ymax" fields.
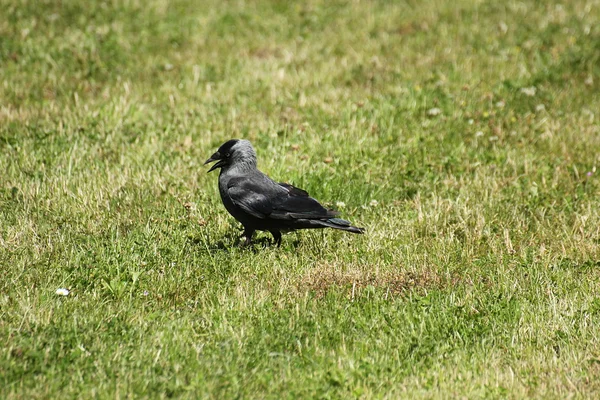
[{"xmin": 204, "ymin": 139, "xmax": 257, "ymax": 173}]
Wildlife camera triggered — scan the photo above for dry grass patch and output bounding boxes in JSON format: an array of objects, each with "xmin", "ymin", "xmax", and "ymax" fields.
[{"xmin": 300, "ymin": 262, "xmax": 450, "ymax": 299}]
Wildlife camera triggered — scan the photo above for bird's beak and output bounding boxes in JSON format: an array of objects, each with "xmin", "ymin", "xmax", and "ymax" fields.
[{"xmin": 204, "ymin": 152, "xmax": 225, "ymax": 173}]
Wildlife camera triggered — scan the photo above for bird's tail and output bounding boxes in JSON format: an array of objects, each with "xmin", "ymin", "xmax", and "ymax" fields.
[{"xmin": 322, "ymin": 218, "xmax": 365, "ymax": 234}]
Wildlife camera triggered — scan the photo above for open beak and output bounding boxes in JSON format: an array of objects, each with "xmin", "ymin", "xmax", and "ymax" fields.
[{"xmin": 204, "ymin": 152, "xmax": 225, "ymax": 173}]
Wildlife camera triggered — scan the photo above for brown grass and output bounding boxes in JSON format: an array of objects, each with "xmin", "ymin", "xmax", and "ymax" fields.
[{"xmin": 300, "ymin": 263, "xmax": 451, "ymax": 299}]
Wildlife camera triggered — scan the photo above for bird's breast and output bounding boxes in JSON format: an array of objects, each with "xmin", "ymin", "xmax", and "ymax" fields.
[{"xmin": 217, "ymin": 174, "xmax": 248, "ymax": 222}]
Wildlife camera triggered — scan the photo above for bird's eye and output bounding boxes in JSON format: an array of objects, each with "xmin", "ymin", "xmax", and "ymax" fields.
[{"xmin": 225, "ymin": 152, "xmax": 231, "ymax": 158}]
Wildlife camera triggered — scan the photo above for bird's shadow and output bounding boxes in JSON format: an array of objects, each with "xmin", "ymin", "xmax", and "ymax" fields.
[{"xmin": 187, "ymin": 231, "xmax": 298, "ymax": 253}]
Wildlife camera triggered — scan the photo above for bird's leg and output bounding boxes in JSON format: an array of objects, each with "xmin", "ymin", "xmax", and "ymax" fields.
[
  {"xmin": 270, "ymin": 231, "xmax": 282, "ymax": 247},
  {"xmin": 239, "ymin": 228, "xmax": 255, "ymax": 247}
]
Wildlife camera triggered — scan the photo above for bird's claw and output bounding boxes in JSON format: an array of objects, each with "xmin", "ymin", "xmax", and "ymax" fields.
[{"xmin": 237, "ymin": 236, "xmax": 252, "ymax": 248}]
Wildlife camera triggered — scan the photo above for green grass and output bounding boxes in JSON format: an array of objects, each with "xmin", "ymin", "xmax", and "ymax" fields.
[{"xmin": 1, "ymin": 0, "xmax": 600, "ymax": 398}]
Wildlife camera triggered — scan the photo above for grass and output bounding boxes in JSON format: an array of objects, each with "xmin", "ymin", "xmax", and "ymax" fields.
[{"xmin": 1, "ymin": 0, "xmax": 600, "ymax": 398}]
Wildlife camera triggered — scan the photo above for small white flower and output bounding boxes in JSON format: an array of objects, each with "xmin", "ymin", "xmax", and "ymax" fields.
[
  {"xmin": 369, "ymin": 199, "xmax": 379, "ymax": 207},
  {"xmin": 498, "ymin": 22, "xmax": 508, "ymax": 34},
  {"xmin": 336, "ymin": 201, "xmax": 346, "ymax": 208},
  {"xmin": 495, "ymin": 101, "xmax": 505, "ymax": 108},
  {"xmin": 427, "ymin": 107, "xmax": 442, "ymax": 116},
  {"xmin": 520, "ymin": 86, "xmax": 536, "ymax": 97},
  {"xmin": 468, "ymin": 119, "xmax": 474, "ymax": 125},
  {"xmin": 535, "ymin": 104, "xmax": 545, "ymax": 112},
  {"xmin": 475, "ymin": 131, "xmax": 484, "ymax": 137},
  {"xmin": 55, "ymin": 288, "xmax": 70, "ymax": 296}
]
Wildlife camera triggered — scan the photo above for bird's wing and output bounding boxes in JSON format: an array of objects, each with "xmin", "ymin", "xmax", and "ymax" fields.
[
  {"xmin": 227, "ymin": 176, "xmax": 338, "ymax": 221},
  {"xmin": 278, "ymin": 182, "xmax": 309, "ymax": 197},
  {"xmin": 226, "ymin": 177, "xmax": 275, "ymax": 219},
  {"xmin": 273, "ymin": 182, "xmax": 339, "ymax": 219}
]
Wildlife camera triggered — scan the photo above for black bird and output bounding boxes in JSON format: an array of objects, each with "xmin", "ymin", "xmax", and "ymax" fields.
[{"xmin": 204, "ymin": 139, "xmax": 364, "ymax": 247}]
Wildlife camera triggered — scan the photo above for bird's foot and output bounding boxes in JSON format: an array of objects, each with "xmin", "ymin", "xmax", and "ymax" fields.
[
  {"xmin": 237, "ymin": 235, "xmax": 253, "ymax": 248},
  {"xmin": 269, "ymin": 231, "xmax": 282, "ymax": 248}
]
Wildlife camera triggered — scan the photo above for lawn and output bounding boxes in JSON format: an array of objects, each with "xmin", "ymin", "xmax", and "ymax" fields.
[{"xmin": 1, "ymin": 0, "xmax": 600, "ymax": 398}]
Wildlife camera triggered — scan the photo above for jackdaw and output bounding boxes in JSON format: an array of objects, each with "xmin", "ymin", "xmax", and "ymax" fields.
[{"xmin": 204, "ymin": 139, "xmax": 364, "ymax": 247}]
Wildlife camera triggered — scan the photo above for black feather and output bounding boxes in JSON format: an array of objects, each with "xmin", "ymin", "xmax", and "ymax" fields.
[
  {"xmin": 278, "ymin": 182, "xmax": 309, "ymax": 197},
  {"xmin": 218, "ymin": 139, "xmax": 239, "ymax": 155}
]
